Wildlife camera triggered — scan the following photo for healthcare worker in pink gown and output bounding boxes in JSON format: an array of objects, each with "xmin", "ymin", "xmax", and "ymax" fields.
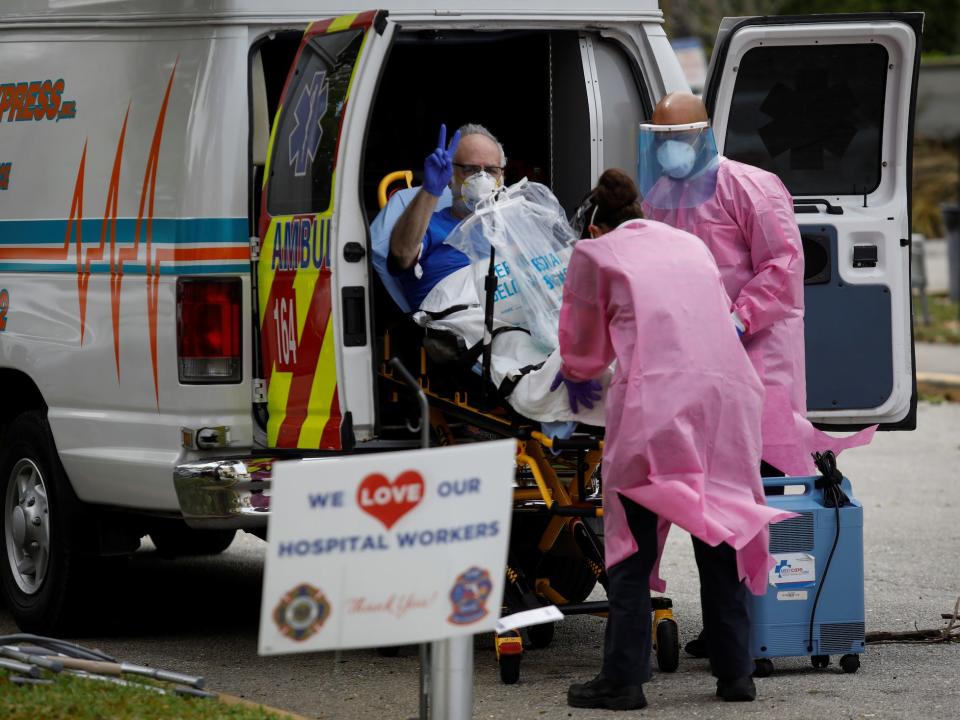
[
  {"xmin": 639, "ymin": 93, "xmax": 875, "ymax": 480},
  {"xmin": 559, "ymin": 169, "xmax": 795, "ymax": 711},
  {"xmin": 638, "ymin": 93, "xmax": 874, "ymax": 660}
]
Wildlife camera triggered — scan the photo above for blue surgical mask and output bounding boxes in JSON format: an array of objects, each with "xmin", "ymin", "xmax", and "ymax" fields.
[{"xmin": 656, "ymin": 140, "xmax": 697, "ymax": 179}]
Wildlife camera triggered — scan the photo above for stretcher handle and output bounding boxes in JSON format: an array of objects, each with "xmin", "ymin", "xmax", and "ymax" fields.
[
  {"xmin": 480, "ymin": 248, "xmax": 497, "ymax": 410},
  {"xmin": 387, "ymin": 357, "xmax": 430, "ymax": 450},
  {"xmin": 378, "ymin": 170, "xmax": 413, "ymax": 209}
]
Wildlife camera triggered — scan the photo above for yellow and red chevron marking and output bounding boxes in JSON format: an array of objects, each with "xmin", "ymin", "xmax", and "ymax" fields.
[
  {"xmin": 304, "ymin": 10, "xmax": 378, "ymax": 41},
  {"xmin": 259, "ymin": 214, "xmax": 341, "ymax": 449},
  {"xmin": 252, "ymin": 10, "xmax": 380, "ymax": 449}
]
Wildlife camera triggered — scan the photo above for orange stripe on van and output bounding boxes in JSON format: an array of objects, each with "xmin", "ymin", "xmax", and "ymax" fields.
[{"xmin": 141, "ymin": 60, "xmax": 178, "ymax": 407}]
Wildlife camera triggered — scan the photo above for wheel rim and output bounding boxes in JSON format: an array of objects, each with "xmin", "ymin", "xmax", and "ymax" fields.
[{"xmin": 4, "ymin": 459, "xmax": 51, "ymax": 595}]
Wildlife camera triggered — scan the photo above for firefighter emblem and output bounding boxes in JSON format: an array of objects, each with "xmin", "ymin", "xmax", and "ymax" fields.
[
  {"xmin": 448, "ymin": 566, "xmax": 493, "ymax": 625},
  {"xmin": 273, "ymin": 583, "xmax": 330, "ymax": 641}
]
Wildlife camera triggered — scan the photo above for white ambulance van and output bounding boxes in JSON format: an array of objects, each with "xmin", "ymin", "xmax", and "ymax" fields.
[{"xmin": 0, "ymin": 0, "xmax": 922, "ymax": 631}]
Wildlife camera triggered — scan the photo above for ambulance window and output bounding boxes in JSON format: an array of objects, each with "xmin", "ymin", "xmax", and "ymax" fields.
[
  {"xmin": 723, "ymin": 43, "xmax": 888, "ymax": 196},
  {"xmin": 267, "ymin": 29, "xmax": 364, "ymax": 216}
]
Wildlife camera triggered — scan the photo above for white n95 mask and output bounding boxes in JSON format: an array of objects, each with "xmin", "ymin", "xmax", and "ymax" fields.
[
  {"xmin": 656, "ymin": 140, "xmax": 697, "ymax": 179},
  {"xmin": 461, "ymin": 172, "xmax": 499, "ymax": 212}
]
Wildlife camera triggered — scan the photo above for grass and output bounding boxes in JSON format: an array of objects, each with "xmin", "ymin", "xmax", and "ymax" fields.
[
  {"xmin": 913, "ymin": 293, "xmax": 960, "ymax": 345},
  {"xmin": 0, "ymin": 670, "xmax": 285, "ymax": 720}
]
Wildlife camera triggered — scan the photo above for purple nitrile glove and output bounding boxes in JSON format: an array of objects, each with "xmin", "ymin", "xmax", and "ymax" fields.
[
  {"xmin": 422, "ymin": 123, "xmax": 462, "ymax": 197},
  {"xmin": 550, "ymin": 370, "xmax": 602, "ymax": 415}
]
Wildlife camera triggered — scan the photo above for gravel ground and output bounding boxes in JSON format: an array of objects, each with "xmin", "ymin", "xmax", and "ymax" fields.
[{"xmin": 1, "ymin": 403, "xmax": 957, "ymax": 719}]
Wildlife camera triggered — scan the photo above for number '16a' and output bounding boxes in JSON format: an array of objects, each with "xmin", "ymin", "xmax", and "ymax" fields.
[{"xmin": 273, "ymin": 296, "xmax": 298, "ymax": 368}]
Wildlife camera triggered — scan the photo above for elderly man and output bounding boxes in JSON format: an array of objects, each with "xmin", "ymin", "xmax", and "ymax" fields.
[
  {"xmin": 389, "ymin": 123, "xmax": 506, "ymax": 309},
  {"xmin": 638, "ymin": 91, "xmax": 874, "ymax": 659}
]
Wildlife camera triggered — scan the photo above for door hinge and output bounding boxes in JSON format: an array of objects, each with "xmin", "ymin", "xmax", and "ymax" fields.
[
  {"xmin": 252, "ymin": 379, "xmax": 267, "ymax": 403},
  {"xmin": 249, "ymin": 235, "xmax": 261, "ymax": 262}
]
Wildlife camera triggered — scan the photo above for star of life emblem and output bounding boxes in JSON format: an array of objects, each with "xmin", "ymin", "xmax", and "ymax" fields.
[{"xmin": 288, "ymin": 70, "xmax": 329, "ymax": 177}]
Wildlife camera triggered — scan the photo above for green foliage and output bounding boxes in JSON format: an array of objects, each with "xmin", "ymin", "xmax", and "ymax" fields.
[
  {"xmin": 777, "ymin": 0, "xmax": 958, "ymax": 56},
  {"xmin": 0, "ymin": 671, "xmax": 283, "ymax": 720},
  {"xmin": 661, "ymin": 0, "xmax": 959, "ymax": 57},
  {"xmin": 914, "ymin": 294, "xmax": 960, "ymax": 345},
  {"xmin": 913, "ymin": 141, "xmax": 959, "ymax": 239}
]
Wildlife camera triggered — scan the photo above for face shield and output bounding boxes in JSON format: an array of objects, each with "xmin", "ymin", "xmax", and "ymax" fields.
[{"xmin": 637, "ymin": 121, "xmax": 720, "ymax": 210}]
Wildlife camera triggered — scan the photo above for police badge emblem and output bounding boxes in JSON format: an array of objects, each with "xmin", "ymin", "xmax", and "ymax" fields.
[
  {"xmin": 448, "ymin": 566, "xmax": 493, "ymax": 625},
  {"xmin": 273, "ymin": 583, "xmax": 331, "ymax": 642}
]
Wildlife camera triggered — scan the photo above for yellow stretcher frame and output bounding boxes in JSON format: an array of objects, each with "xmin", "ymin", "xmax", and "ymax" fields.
[{"xmin": 379, "ymin": 336, "xmax": 679, "ymax": 683}]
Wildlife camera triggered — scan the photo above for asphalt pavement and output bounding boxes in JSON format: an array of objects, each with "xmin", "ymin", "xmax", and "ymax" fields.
[{"xmin": 1, "ymin": 403, "xmax": 957, "ymax": 719}]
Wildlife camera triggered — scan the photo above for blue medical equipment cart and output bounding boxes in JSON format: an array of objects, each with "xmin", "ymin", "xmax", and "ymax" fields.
[{"xmin": 750, "ymin": 472, "xmax": 865, "ymax": 676}]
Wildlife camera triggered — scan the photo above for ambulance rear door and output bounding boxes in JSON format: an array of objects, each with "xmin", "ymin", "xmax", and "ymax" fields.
[
  {"xmin": 704, "ymin": 13, "xmax": 922, "ymax": 430},
  {"xmin": 256, "ymin": 10, "xmax": 393, "ymax": 450}
]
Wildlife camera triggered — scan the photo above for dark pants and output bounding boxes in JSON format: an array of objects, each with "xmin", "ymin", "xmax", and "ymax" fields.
[{"xmin": 601, "ymin": 496, "xmax": 753, "ymax": 686}]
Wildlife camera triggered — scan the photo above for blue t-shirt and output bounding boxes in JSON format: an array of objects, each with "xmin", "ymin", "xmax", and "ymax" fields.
[{"xmin": 391, "ymin": 208, "xmax": 469, "ymax": 309}]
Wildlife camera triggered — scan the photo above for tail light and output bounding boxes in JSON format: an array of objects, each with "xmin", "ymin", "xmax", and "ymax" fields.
[{"xmin": 177, "ymin": 278, "xmax": 242, "ymax": 384}]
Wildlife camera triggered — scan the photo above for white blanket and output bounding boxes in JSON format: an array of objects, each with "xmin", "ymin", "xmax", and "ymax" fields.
[{"xmin": 415, "ymin": 265, "xmax": 609, "ymax": 425}]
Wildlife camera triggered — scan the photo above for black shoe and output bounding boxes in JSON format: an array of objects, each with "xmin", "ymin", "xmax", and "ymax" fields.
[
  {"xmin": 716, "ymin": 676, "xmax": 757, "ymax": 702},
  {"xmin": 568, "ymin": 675, "xmax": 647, "ymax": 710},
  {"xmin": 684, "ymin": 631, "xmax": 708, "ymax": 658}
]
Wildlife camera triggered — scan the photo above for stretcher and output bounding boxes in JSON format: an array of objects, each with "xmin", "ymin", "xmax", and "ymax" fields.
[{"xmin": 373, "ymin": 173, "xmax": 679, "ymax": 684}]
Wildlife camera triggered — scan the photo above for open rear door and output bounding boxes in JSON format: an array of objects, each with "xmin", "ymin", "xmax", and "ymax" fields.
[
  {"xmin": 705, "ymin": 13, "xmax": 922, "ymax": 430},
  {"xmin": 257, "ymin": 11, "xmax": 393, "ymax": 449}
]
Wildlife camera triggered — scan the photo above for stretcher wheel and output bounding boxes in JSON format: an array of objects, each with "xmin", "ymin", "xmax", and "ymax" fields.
[
  {"xmin": 654, "ymin": 619, "xmax": 680, "ymax": 672},
  {"xmin": 839, "ymin": 654, "xmax": 860, "ymax": 674},
  {"xmin": 811, "ymin": 654, "xmax": 830, "ymax": 669},
  {"xmin": 499, "ymin": 653, "xmax": 521, "ymax": 684},
  {"xmin": 753, "ymin": 658, "xmax": 774, "ymax": 678},
  {"xmin": 539, "ymin": 555, "xmax": 597, "ymax": 603},
  {"xmin": 527, "ymin": 621, "xmax": 555, "ymax": 649}
]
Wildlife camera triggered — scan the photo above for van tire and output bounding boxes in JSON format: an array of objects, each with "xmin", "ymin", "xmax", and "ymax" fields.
[
  {"xmin": 0, "ymin": 411, "xmax": 87, "ymax": 634},
  {"xmin": 149, "ymin": 521, "xmax": 236, "ymax": 556}
]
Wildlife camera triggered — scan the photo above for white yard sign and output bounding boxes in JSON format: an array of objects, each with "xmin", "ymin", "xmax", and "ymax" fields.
[{"xmin": 259, "ymin": 440, "xmax": 516, "ymax": 655}]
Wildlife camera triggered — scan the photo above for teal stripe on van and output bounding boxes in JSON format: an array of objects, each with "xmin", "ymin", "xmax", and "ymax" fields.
[
  {"xmin": 0, "ymin": 263, "xmax": 249, "ymax": 275},
  {"xmin": 0, "ymin": 217, "xmax": 248, "ymax": 245}
]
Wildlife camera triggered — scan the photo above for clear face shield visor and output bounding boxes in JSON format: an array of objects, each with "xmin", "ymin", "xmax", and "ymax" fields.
[{"xmin": 637, "ymin": 121, "xmax": 720, "ymax": 209}]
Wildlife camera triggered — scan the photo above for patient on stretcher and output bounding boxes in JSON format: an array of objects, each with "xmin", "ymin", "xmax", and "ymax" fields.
[{"xmin": 372, "ymin": 179, "xmax": 610, "ymax": 426}]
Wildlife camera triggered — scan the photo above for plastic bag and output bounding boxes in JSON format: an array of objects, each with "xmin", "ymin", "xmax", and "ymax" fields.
[{"xmin": 443, "ymin": 180, "xmax": 576, "ymax": 352}]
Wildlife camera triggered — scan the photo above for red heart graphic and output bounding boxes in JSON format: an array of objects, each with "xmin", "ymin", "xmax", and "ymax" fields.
[{"xmin": 357, "ymin": 470, "xmax": 425, "ymax": 530}]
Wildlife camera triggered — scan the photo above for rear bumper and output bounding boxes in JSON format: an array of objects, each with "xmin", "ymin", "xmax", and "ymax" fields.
[{"xmin": 173, "ymin": 458, "xmax": 274, "ymax": 529}]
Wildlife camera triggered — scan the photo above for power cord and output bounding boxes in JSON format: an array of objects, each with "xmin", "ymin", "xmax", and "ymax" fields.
[{"xmin": 807, "ymin": 450, "xmax": 849, "ymax": 653}]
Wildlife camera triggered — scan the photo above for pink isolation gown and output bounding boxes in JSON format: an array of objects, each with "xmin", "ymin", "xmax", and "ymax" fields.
[
  {"xmin": 558, "ymin": 219, "xmax": 795, "ymax": 593},
  {"xmin": 643, "ymin": 158, "xmax": 875, "ymax": 476}
]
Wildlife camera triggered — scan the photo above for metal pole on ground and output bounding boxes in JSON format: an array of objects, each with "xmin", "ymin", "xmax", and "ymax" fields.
[
  {"xmin": 387, "ymin": 358, "xmax": 433, "ymax": 720},
  {"xmin": 387, "ymin": 358, "xmax": 473, "ymax": 720},
  {"xmin": 430, "ymin": 635, "xmax": 473, "ymax": 720}
]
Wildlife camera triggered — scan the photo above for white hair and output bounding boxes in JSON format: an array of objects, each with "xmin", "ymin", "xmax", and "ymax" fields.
[{"xmin": 457, "ymin": 123, "xmax": 507, "ymax": 166}]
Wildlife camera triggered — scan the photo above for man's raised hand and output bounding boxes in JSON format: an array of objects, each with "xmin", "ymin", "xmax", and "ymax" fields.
[{"xmin": 422, "ymin": 123, "xmax": 461, "ymax": 197}]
